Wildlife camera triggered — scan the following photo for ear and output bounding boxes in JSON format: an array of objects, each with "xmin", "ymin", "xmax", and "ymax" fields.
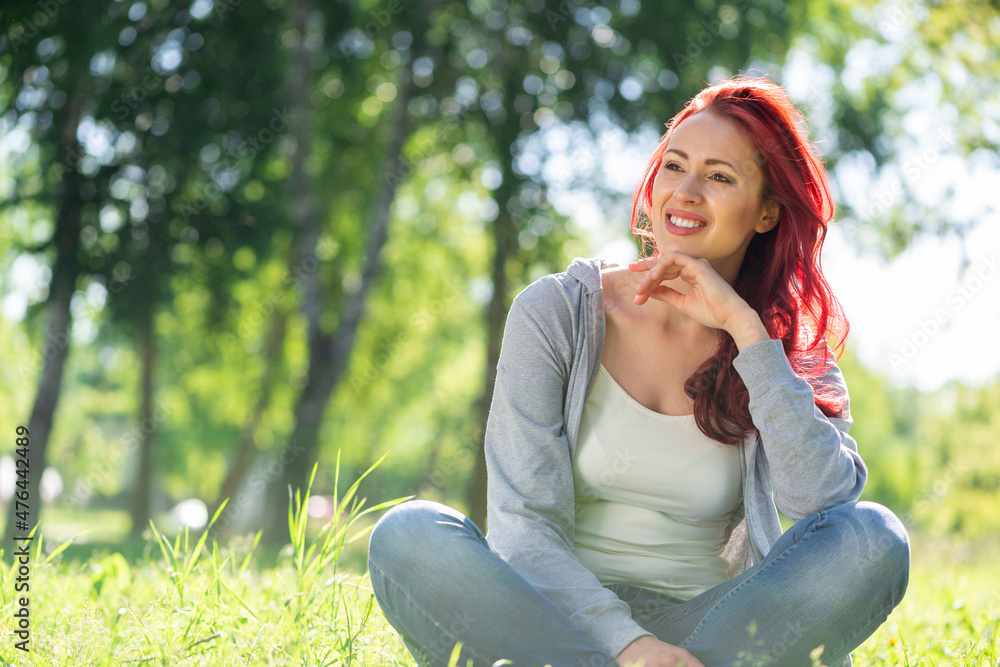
[{"xmin": 755, "ymin": 198, "xmax": 780, "ymax": 233}]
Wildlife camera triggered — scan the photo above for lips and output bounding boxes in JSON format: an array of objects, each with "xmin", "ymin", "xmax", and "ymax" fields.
[
  {"xmin": 665, "ymin": 212, "xmax": 708, "ymax": 236},
  {"xmin": 670, "ymin": 215, "xmax": 705, "ymax": 228}
]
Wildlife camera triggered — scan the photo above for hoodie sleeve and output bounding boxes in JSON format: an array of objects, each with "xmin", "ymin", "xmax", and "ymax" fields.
[
  {"xmin": 732, "ymin": 338, "xmax": 867, "ymax": 520},
  {"xmin": 483, "ymin": 283, "xmax": 653, "ymax": 660}
]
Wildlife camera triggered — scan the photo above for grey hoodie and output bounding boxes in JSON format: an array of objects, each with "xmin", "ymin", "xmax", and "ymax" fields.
[{"xmin": 483, "ymin": 256, "xmax": 867, "ymax": 659}]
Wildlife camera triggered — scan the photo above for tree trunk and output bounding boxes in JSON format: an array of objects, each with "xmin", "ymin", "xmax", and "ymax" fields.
[
  {"xmin": 129, "ymin": 314, "xmax": 157, "ymax": 537},
  {"xmin": 210, "ymin": 305, "xmax": 289, "ymax": 523},
  {"xmin": 257, "ymin": 0, "xmax": 322, "ymax": 544},
  {"xmin": 260, "ymin": 0, "xmax": 418, "ymax": 542},
  {"xmin": 4, "ymin": 78, "xmax": 86, "ymax": 544}
]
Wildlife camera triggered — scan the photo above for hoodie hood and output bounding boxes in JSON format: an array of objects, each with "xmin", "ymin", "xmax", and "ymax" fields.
[{"xmin": 566, "ymin": 256, "xmax": 614, "ymax": 294}]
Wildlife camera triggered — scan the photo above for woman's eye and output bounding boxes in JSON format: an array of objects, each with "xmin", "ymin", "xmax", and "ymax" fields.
[
  {"xmin": 662, "ymin": 162, "xmax": 682, "ymax": 171},
  {"xmin": 711, "ymin": 173, "xmax": 732, "ymax": 183}
]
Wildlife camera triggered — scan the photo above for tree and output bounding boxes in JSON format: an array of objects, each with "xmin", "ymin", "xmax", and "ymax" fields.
[
  {"xmin": 782, "ymin": 0, "xmax": 999, "ymax": 260},
  {"xmin": 258, "ymin": 0, "xmax": 429, "ymax": 541},
  {"xmin": 0, "ymin": 0, "xmax": 288, "ymax": 538},
  {"xmin": 1, "ymin": 2, "xmax": 97, "ymax": 543}
]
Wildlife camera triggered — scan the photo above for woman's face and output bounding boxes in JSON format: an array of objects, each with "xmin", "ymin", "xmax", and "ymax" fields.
[{"xmin": 649, "ymin": 110, "xmax": 779, "ymax": 285}]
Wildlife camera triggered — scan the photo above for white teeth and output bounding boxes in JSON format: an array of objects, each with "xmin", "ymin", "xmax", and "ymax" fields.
[{"xmin": 670, "ymin": 215, "xmax": 705, "ymax": 228}]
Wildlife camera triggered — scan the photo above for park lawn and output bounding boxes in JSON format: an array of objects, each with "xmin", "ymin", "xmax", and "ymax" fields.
[
  {"xmin": 0, "ymin": 526, "xmax": 996, "ymax": 666},
  {"xmin": 850, "ymin": 536, "xmax": 999, "ymax": 666},
  {"xmin": 1, "ymin": 457, "xmax": 996, "ymax": 667}
]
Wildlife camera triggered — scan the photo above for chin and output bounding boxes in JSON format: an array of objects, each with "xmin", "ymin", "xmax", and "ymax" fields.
[{"xmin": 654, "ymin": 243, "xmax": 702, "ymax": 259}]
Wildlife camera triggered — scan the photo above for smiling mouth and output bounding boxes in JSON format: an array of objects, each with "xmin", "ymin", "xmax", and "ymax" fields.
[{"xmin": 669, "ymin": 214, "xmax": 706, "ymax": 228}]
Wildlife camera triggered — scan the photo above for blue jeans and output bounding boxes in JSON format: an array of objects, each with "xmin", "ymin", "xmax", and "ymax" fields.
[{"xmin": 367, "ymin": 499, "xmax": 909, "ymax": 667}]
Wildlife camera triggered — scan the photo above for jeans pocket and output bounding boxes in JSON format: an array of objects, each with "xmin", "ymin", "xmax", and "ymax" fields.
[{"xmin": 605, "ymin": 582, "xmax": 643, "ymax": 604}]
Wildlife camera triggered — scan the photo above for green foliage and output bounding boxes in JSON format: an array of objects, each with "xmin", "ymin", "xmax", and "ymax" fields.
[
  {"xmin": 839, "ymin": 348, "xmax": 1000, "ymax": 540},
  {"xmin": 148, "ymin": 500, "xmax": 228, "ymax": 606},
  {"xmin": 287, "ymin": 455, "xmax": 406, "ymax": 614},
  {"xmin": 850, "ymin": 538, "xmax": 1000, "ymax": 667},
  {"xmin": 0, "ymin": 453, "xmax": 408, "ymax": 665},
  {"xmin": 788, "ymin": 0, "xmax": 1000, "ymax": 258},
  {"xmin": 1, "ymin": 528, "xmax": 997, "ymax": 664}
]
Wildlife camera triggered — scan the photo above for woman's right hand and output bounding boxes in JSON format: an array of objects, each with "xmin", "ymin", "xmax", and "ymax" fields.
[{"xmin": 616, "ymin": 635, "xmax": 706, "ymax": 667}]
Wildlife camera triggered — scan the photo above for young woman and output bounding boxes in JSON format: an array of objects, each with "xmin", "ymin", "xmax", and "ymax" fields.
[{"xmin": 367, "ymin": 76, "xmax": 910, "ymax": 667}]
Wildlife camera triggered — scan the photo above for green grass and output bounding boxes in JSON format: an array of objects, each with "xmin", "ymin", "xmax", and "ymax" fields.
[
  {"xmin": 0, "ymin": 479, "xmax": 997, "ymax": 665},
  {"xmin": 852, "ymin": 536, "xmax": 999, "ymax": 666}
]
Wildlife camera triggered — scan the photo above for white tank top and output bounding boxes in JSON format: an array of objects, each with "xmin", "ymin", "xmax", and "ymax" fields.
[{"xmin": 572, "ymin": 364, "xmax": 743, "ymax": 599}]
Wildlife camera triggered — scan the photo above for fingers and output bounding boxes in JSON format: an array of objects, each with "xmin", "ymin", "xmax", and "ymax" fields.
[
  {"xmin": 627, "ymin": 256, "xmax": 660, "ymax": 271},
  {"xmin": 629, "ymin": 256, "xmax": 677, "ymax": 297},
  {"xmin": 679, "ymin": 650, "xmax": 706, "ymax": 667},
  {"xmin": 667, "ymin": 649, "xmax": 705, "ymax": 667},
  {"xmin": 629, "ymin": 252, "xmax": 702, "ymax": 303},
  {"xmin": 634, "ymin": 283, "xmax": 683, "ymax": 306},
  {"xmin": 615, "ymin": 636, "xmax": 705, "ymax": 667},
  {"xmin": 628, "ymin": 251, "xmax": 696, "ymax": 271}
]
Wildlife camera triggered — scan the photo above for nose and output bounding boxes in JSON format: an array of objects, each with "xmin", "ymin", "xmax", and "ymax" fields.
[{"xmin": 673, "ymin": 172, "xmax": 702, "ymax": 203}]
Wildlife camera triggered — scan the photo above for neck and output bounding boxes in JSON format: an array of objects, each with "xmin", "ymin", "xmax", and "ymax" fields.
[{"xmin": 610, "ymin": 267, "xmax": 716, "ymax": 340}]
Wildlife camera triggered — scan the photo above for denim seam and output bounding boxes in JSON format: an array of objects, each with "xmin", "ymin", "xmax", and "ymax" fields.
[
  {"xmin": 638, "ymin": 514, "xmax": 824, "ymax": 629},
  {"xmin": 823, "ymin": 614, "xmax": 878, "ymax": 665},
  {"xmin": 678, "ymin": 511, "xmax": 825, "ymax": 647},
  {"xmin": 369, "ymin": 559, "xmax": 495, "ymax": 666},
  {"xmin": 822, "ymin": 574, "xmax": 909, "ymax": 663},
  {"xmin": 636, "ymin": 555, "xmax": 765, "ymax": 630},
  {"xmin": 608, "ymin": 583, "xmax": 642, "ymax": 604}
]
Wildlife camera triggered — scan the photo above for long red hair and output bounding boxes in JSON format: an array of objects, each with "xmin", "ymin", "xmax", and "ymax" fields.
[{"xmin": 630, "ymin": 75, "xmax": 850, "ymax": 444}]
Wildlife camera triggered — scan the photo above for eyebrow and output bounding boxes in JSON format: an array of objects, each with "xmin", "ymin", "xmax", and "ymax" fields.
[{"xmin": 663, "ymin": 148, "xmax": 740, "ymax": 173}]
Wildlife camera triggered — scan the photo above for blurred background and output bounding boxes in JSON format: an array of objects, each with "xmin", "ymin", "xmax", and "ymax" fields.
[{"xmin": 1, "ymin": 0, "xmax": 998, "ymax": 554}]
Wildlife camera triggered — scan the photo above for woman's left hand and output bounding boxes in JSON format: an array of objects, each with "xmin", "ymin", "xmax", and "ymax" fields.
[{"xmin": 629, "ymin": 252, "xmax": 770, "ymax": 348}]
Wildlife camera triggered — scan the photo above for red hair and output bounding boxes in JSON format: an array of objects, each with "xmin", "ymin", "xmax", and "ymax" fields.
[{"xmin": 630, "ymin": 75, "xmax": 850, "ymax": 444}]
